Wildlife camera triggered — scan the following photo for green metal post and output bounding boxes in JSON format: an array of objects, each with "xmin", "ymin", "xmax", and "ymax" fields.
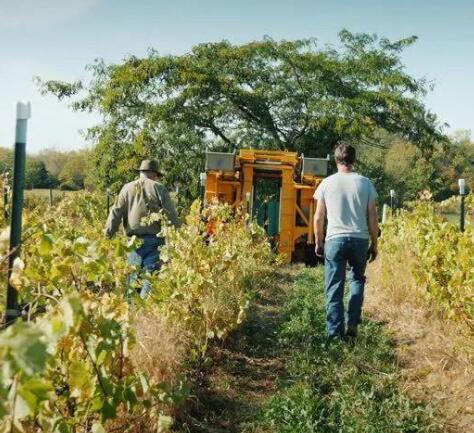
[
  {"xmin": 199, "ymin": 172, "xmax": 206, "ymax": 209},
  {"xmin": 459, "ymin": 179, "xmax": 466, "ymax": 233},
  {"xmin": 4, "ymin": 102, "xmax": 31, "ymax": 327}
]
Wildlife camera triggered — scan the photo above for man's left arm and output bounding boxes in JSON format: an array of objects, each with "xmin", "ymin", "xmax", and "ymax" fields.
[
  {"xmin": 368, "ymin": 200, "xmax": 379, "ymax": 261},
  {"xmin": 367, "ymin": 180, "xmax": 379, "ymax": 261},
  {"xmin": 158, "ymin": 186, "xmax": 180, "ymax": 227}
]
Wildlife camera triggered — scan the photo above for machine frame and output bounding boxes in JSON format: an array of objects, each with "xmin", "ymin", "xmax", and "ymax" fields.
[{"xmin": 204, "ymin": 149, "xmax": 328, "ymax": 262}]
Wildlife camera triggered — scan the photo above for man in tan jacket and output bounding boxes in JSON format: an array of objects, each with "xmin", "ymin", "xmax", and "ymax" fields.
[{"xmin": 105, "ymin": 160, "xmax": 179, "ymax": 298}]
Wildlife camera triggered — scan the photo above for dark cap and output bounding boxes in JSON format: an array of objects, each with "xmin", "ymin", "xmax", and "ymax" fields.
[{"xmin": 137, "ymin": 159, "xmax": 162, "ymax": 176}]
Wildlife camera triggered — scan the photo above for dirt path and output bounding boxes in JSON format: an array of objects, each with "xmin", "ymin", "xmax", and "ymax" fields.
[
  {"xmin": 179, "ymin": 266, "xmax": 299, "ymax": 433},
  {"xmin": 178, "ymin": 265, "xmax": 445, "ymax": 433}
]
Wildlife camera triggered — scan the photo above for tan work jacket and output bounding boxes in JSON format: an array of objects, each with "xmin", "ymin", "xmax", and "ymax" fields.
[{"xmin": 105, "ymin": 178, "xmax": 179, "ymax": 237}]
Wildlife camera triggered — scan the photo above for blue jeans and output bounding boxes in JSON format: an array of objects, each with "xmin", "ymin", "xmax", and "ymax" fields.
[
  {"xmin": 127, "ymin": 235, "xmax": 164, "ymax": 299},
  {"xmin": 324, "ymin": 237, "xmax": 369, "ymax": 339}
]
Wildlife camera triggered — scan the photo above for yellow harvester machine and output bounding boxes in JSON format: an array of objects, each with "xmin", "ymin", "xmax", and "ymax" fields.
[{"xmin": 203, "ymin": 149, "xmax": 329, "ymax": 263}]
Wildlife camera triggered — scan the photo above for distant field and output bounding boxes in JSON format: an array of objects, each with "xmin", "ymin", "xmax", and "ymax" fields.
[
  {"xmin": 443, "ymin": 211, "xmax": 474, "ymax": 225},
  {"xmin": 24, "ymin": 189, "xmax": 80, "ymax": 199},
  {"xmin": 23, "ymin": 189, "xmax": 81, "ymax": 206}
]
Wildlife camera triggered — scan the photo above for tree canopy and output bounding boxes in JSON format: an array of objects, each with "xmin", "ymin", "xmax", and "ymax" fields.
[{"xmin": 39, "ymin": 30, "xmax": 447, "ymax": 198}]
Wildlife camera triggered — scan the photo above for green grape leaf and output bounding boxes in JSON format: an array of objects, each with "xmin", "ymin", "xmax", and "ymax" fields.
[
  {"xmin": 54, "ymin": 419, "xmax": 72, "ymax": 433},
  {"xmin": 69, "ymin": 360, "xmax": 91, "ymax": 398},
  {"xmin": 96, "ymin": 350, "xmax": 107, "ymax": 367},
  {"xmin": 39, "ymin": 233, "xmax": 54, "ymax": 255},
  {"xmin": 90, "ymin": 395, "xmax": 103, "ymax": 411},
  {"xmin": 1, "ymin": 325, "xmax": 48, "ymax": 376},
  {"xmin": 20, "ymin": 378, "xmax": 52, "ymax": 403},
  {"xmin": 101, "ymin": 399, "xmax": 117, "ymax": 422},
  {"xmin": 15, "ymin": 390, "xmax": 35, "ymax": 419},
  {"xmin": 123, "ymin": 386, "xmax": 138, "ymax": 407}
]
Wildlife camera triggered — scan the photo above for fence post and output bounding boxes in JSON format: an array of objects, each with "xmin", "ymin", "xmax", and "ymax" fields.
[
  {"xmin": 382, "ymin": 204, "xmax": 389, "ymax": 224},
  {"xmin": 459, "ymin": 179, "xmax": 466, "ymax": 232},
  {"xmin": 389, "ymin": 189, "xmax": 395, "ymax": 213},
  {"xmin": 199, "ymin": 172, "xmax": 207, "ymax": 206},
  {"xmin": 4, "ymin": 102, "xmax": 31, "ymax": 327},
  {"xmin": 49, "ymin": 188, "xmax": 53, "ymax": 206}
]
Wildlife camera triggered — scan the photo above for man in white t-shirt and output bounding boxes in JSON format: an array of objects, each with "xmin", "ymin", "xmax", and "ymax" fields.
[{"xmin": 313, "ymin": 143, "xmax": 379, "ymax": 340}]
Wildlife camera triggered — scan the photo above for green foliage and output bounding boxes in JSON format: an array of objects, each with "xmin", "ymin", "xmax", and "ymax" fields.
[
  {"xmin": 0, "ymin": 147, "xmax": 92, "ymax": 192},
  {"xmin": 0, "ymin": 192, "xmax": 274, "ymax": 432},
  {"xmin": 357, "ymin": 131, "xmax": 474, "ymax": 206},
  {"xmin": 261, "ymin": 268, "xmax": 441, "ymax": 433},
  {"xmin": 59, "ymin": 180, "xmax": 81, "ymax": 191},
  {"xmin": 37, "ymin": 148, "xmax": 70, "ymax": 178},
  {"xmin": 0, "ymin": 148, "xmax": 57, "ymax": 189},
  {"xmin": 0, "ymin": 147, "xmax": 14, "ymax": 175},
  {"xmin": 380, "ymin": 200, "xmax": 474, "ymax": 325},
  {"xmin": 37, "ymin": 148, "xmax": 92, "ymax": 190},
  {"xmin": 0, "ymin": 293, "xmax": 188, "ymax": 433},
  {"xmin": 57, "ymin": 150, "xmax": 91, "ymax": 189},
  {"xmin": 39, "ymin": 31, "xmax": 446, "ymax": 201},
  {"xmin": 152, "ymin": 201, "xmax": 275, "ymax": 355},
  {"xmin": 24, "ymin": 158, "xmax": 56, "ymax": 189},
  {"xmin": 356, "ymin": 133, "xmax": 397, "ymax": 208}
]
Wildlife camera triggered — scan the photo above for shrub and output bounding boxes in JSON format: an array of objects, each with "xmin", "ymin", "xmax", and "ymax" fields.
[{"xmin": 380, "ymin": 201, "xmax": 474, "ymax": 326}]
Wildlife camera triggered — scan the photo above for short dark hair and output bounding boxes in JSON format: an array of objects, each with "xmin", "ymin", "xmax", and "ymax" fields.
[{"xmin": 334, "ymin": 143, "xmax": 356, "ymax": 166}]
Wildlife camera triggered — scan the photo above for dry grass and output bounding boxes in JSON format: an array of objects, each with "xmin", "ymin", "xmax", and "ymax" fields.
[
  {"xmin": 366, "ymin": 252, "xmax": 474, "ymax": 433},
  {"xmin": 177, "ymin": 266, "xmax": 298, "ymax": 433},
  {"xmin": 131, "ymin": 309, "xmax": 190, "ymax": 385},
  {"xmin": 105, "ymin": 310, "xmax": 194, "ymax": 433}
]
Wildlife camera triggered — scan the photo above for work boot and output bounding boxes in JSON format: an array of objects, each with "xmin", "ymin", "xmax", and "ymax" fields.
[{"xmin": 346, "ymin": 325, "xmax": 358, "ymax": 338}]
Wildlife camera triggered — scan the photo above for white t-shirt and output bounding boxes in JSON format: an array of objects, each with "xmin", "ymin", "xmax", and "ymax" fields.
[{"xmin": 314, "ymin": 172, "xmax": 378, "ymax": 240}]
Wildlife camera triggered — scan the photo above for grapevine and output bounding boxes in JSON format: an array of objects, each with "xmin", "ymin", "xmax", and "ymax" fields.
[
  {"xmin": 0, "ymin": 192, "xmax": 274, "ymax": 432},
  {"xmin": 380, "ymin": 199, "xmax": 474, "ymax": 327}
]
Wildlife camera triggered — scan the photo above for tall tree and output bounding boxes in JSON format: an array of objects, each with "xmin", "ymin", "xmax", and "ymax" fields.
[
  {"xmin": 38, "ymin": 31, "xmax": 447, "ymax": 199},
  {"xmin": 37, "ymin": 148, "xmax": 70, "ymax": 178},
  {"xmin": 58, "ymin": 149, "xmax": 91, "ymax": 189}
]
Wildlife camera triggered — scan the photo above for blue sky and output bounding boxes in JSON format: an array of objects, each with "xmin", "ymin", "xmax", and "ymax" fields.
[{"xmin": 0, "ymin": 0, "xmax": 473, "ymax": 153}]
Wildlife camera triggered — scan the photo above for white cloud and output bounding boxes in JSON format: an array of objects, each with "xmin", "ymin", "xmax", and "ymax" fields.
[{"xmin": 0, "ymin": 0, "xmax": 101, "ymax": 28}]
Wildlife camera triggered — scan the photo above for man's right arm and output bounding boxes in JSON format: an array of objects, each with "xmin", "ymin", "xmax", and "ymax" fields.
[
  {"xmin": 105, "ymin": 188, "xmax": 127, "ymax": 238},
  {"xmin": 314, "ymin": 198, "xmax": 326, "ymax": 257},
  {"xmin": 368, "ymin": 200, "xmax": 379, "ymax": 260}
]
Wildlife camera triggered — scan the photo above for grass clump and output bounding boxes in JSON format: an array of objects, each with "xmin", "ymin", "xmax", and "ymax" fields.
[{"xmin": 261, "ymin": 268, "xmax": 441, "ymax": 433}]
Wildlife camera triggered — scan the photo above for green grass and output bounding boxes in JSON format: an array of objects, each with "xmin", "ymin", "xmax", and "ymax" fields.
[
  {"xmin": 23, "ymin": 188, "xmax": 79, "ymax": 199},
  {"xmin": 260, "ymin": 268, "xmax": 441, "ymax": 433},
  {"xmin": 22, "ymin": 189, "xmax": 80, "ymax": 209}
]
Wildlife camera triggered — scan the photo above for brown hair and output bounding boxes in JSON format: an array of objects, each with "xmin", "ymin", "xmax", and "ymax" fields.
[{"xmin": 334, "ymin": 143, "xmax": 356, "ymax": 166}]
